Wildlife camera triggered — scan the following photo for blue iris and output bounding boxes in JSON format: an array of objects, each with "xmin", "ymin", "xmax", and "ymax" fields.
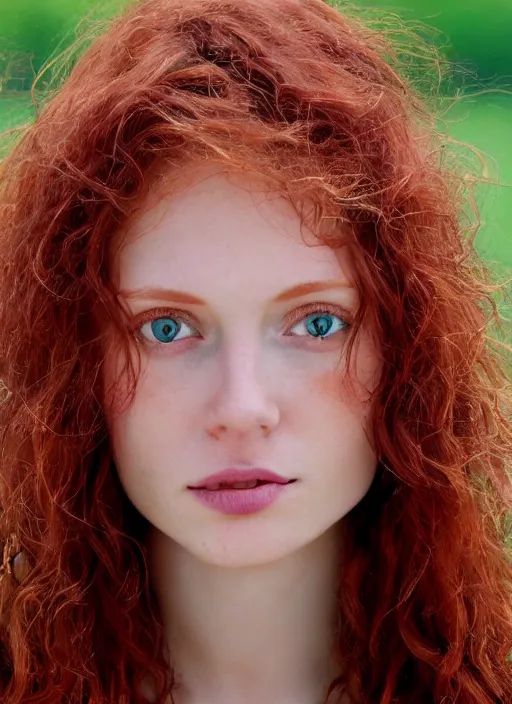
[
  {"xmin": 305, "ymin": 314, "xmax": 336, "ymax": 338},
  {"xmin": 151, "ymin": 318, "xmax": 180, "ymax": 343}
]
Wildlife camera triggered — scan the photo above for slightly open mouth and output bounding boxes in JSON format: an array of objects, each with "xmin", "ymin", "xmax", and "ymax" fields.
[{"xmin": 192, "ymin": 479, "xmax": 296, "ymax": 491}]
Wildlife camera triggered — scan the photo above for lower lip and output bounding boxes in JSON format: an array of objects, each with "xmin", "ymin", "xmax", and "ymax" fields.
[{"xmin": 189, "ymin": 482, "xmax": 290, "ymax": 515}]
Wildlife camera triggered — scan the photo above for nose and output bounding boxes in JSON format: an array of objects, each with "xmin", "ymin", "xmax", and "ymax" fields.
[{"xmin": 205, "ymin": 344, "xmax": 280, "ymax": 441}]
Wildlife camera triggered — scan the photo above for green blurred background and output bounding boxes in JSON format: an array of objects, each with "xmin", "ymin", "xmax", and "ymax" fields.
[{"xmin": 0, "ymin": 0, "xmax": 510, "ymax": 279}]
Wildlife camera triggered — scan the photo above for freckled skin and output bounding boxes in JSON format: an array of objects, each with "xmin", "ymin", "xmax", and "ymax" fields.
[
  {"xmin": 104, "ymin": 165, "xmax": 381, "ymax": 568},
  {"xmin": 314, "ymin": 368, "xmax": 344, "ymax": 402}
]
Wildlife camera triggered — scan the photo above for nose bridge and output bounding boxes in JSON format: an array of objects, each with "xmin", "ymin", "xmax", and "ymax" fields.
[
  {"xmin": 206, "ymin": 328, "xmax": 279, "ymax": 437},
  {"xmin": 220, "ymin": 329, "xmax": 266, "ymax": 402}
]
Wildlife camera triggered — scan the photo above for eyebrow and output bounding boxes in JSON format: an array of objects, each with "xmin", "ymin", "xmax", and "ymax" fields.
[{"xmin": 120, "ymin": 279, "xmax": 353, "ymax": 306}]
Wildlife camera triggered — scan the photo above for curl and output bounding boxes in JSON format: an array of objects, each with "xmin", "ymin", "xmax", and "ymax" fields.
[{"xmin": 0, "ymin": 1, "xmax": 510, "ymax": 702}]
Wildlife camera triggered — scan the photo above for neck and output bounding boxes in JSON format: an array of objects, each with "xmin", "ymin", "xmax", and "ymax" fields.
[{"xmin": 148, "ymin": 525, "xmax": 344, "ymax": 704}]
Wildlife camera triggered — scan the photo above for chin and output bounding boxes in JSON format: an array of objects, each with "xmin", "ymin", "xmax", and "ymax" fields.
[
  {"xmin": 180, "ymin": 525, "xmax": 307, "ymax": 569},
  {"xmin": 193, "ymin": 546, "xmax": 299, "ymax": 569},
  {"xmin": 180, "ymin": 518, "xmax": 332, "ymax": 568}
]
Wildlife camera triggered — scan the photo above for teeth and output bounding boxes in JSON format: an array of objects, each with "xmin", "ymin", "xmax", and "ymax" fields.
[
  {"xmin": 206, "ymin": 481, "xmax": 260, "ymax": 490},
  {"xmin": 232, "ymin": 481, "xmax": 258, "ymax": 489}
]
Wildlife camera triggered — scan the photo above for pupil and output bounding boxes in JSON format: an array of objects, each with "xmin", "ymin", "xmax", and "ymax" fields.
[
  {"xmin": 307, "ymin": 315, "xmax": 332, "ymax": 337},
  {"xmin": 151, "ymin": 318, "xmax": 179, "ymax": 342}
]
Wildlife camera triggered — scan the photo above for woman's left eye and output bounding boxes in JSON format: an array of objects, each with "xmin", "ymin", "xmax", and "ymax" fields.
[
  {"xmin": 287, "ymin": 311, "xmax": 350, "ymax": 339},
  {"xmin": 139, "ymin": 316, "xmax": 198, "ymax": 344}
]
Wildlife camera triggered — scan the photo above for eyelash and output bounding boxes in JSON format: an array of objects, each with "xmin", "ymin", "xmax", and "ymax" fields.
[
  {"xmin": 131, "ymin": 302, "xmax": 352, "ymax": 346},
  {"xmin": 283, "ymin": 302, "xmax": 352, "ymax": 335}
]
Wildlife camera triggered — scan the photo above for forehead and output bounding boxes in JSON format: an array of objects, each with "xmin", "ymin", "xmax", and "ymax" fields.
[{"xmin": 114, "ymin": 166, "xmax": 355, "ymax": 296}]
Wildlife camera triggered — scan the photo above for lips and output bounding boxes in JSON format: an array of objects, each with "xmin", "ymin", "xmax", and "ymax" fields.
[
  {"xmin": 189, "ymin": 468, "xmax": 293, "ymax": 491},
  {"xmin": 188, "ymin": 469, "xmax": 296, "ymax": 515}
]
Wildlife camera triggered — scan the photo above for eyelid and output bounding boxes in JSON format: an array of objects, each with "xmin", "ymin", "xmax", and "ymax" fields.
[
  {"xmin": 282, "ymin": 301, "xmax": 353, "ymax": 333},
  {"xmin": 130, "ymin": 306, "xmax": 199, "ymax": 336},
  {"xmin": 128, "ymin": 302, "xmax": 353, "ymax": 341}
]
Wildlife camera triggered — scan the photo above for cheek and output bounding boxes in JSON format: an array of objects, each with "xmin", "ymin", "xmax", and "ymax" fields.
[
  {"xmin": 308, "ymin": 367, "xmax": 378, "ymax": 503},
  {"xmin": 310, "ymin": 369, "xmax": 364, "ymax": 439},
  {"xmin": 314, "ymin": 367, "xmax": 345, "ymax": 403},
  {"xmin": 312, "ymin": 364, "xmax": 373, "ymax": 413},
  {"xmin": 102, "ymin": 344, "xmax": 166, "ymax": 424},
  {"xmin": 310, "ymin": 363, "xmax": 376, "ymax": 451},
  {"xmin": 105, "ymin": 366, "xmax": 188, "ymax": 457}
]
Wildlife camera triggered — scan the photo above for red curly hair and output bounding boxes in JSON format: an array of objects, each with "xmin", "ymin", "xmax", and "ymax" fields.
[{"xmin": 0, "ymin": 0, "xmax": 511, "ymax": 702}]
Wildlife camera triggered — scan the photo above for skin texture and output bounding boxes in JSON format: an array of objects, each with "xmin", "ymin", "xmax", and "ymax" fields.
[{"xmin": 103, "ymin": 165, "xmax": 382, "ymax": 703}]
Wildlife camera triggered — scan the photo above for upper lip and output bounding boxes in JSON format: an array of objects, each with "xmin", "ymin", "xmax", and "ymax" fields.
[{"xmin": 189, "ymin": 468, "xmax": 293, "ymax": 490}]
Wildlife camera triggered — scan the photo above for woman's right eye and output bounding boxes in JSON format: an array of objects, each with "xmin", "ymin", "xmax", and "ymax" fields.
[{"xmin": 139, "ymin": 316, "xmax": 198, "ymax": 344}]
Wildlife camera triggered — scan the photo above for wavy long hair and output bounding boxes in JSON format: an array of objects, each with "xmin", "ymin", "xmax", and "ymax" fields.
[{"xmin": 0, "ymin": 0, "xmax": 510, "ymax": 702}]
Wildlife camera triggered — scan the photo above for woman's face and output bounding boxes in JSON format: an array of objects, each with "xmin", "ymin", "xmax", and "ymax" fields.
[{"xmin": 104, "ymin": 166, "xmax": 381, "ymax": 567}]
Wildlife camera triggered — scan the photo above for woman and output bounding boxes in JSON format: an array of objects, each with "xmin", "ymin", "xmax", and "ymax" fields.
[{"xmin": 0, "ymin": 0, "xmax": 510, "ymax": 702}]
